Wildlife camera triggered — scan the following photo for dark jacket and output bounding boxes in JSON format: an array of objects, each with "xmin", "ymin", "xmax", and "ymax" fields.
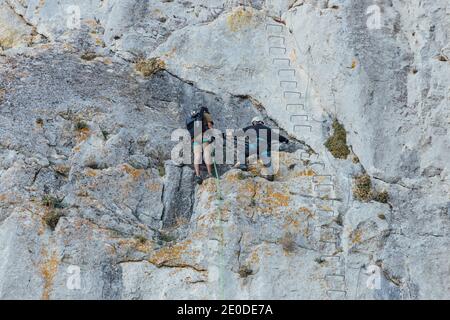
[{"xmin": 240, "ymin": 123, "xmax": 289, "ymax": 158}]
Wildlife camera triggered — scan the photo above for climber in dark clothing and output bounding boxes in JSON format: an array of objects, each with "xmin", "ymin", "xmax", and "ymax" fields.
[{"xmin": 236, "ymin": 116, "xmax": 289, "ymax": 181}]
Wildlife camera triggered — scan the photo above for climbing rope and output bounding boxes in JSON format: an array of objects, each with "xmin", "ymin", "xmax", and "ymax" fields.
[{"xmin": 211, "ymin": 148, "xmax": 225, "ymax": 299}]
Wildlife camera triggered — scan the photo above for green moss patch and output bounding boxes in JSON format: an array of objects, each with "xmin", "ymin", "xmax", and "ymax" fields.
[
  {"xmin": 373, "ymin": 191, "xmax": 390, "ymax": 204},
  {"xmin": 134, "ymin": 235, "xmax": 148, "ymax": 244},
  {"xmin": 353, "ymin": 175, "xmax": 390, "ymax": 203},
  {"xmin": 135, "ymin": 58, "xmax": 166, "ymax": 77},
  {"xmin": 43, "ymin": 210, "xmax": 63, "ymax": 231},
  {"xmin": 238, "ymin": 266, "xmax": 254, "ymax": 278},
  {"xmin": 80, "ymin": 52, "xmax": 98, "ymax": 61},
  {"xmin": 325, "ymin": 119, "xmax": 350, "ymax": 159}
]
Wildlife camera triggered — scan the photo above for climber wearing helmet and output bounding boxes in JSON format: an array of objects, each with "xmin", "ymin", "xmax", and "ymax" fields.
[
  {"xmin": 235, "ymin": 116, "xmax": 289, "ymax": 181},
  {"xmin": 186, "ymin": 106, "xmax": 215, "ymax": 185}
]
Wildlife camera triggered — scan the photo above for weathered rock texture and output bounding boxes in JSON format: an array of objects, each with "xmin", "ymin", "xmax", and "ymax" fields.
[{"xmin": 0, "ymin": 0, "xmax": 448, "ymax": 299}]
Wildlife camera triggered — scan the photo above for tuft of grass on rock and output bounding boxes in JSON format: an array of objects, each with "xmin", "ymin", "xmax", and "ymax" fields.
[
  {"xmin": 238, "ymin": 265, "xmax": 253, "ymax": 278},
  {"xmin": 158, "ymin": 164, "xmax": 165, "ymax": 177},
  {"xmin": 374, "ymin": 191, "xmax": 390, "ymax": 204},
  {"xmin": 43, "ymin": 210, "xmax": 63, "ymax": 231},
  {"xmin": 150, "ymin": 147, "xmax": 168, "ymax": 177},
  {"xmin": 279, "ymin": 232, "xmax": 296, "ymax": 253},
  {"xmin": 81, "ymin": 52, "xmax": 98, "ymax": 61},
  {"xmin": 325, "ymin": 119, "xmax": 350, "ymax": 159},
  {"xmin": 159, "ymin": 232, "xmax": 176, "ymax": 243},
  {"xmin": 135, "ymin": 57, "xmax": 165, "ymax": 77},
  {"xmin": 36, "ymin": 117, "xmax": 44, "ymax": 126},
  {"xmin": 353, "ymin": 175, "xmax": 390, "ymax": 203},
  {"xmin": 42, "ymin": 195, "xmax": 64, "ymax": 209},
  {"xmin": 334, "ymin": 214, "xmax": 343, "ymax": 227},
  {"xmin": 236, "ymin": 171, "xmax": 246, "ymax": 180},
  {"xmin": 134, "ymin": 235, "xmax": 148, "ymax": 244},
  {"xmin": 75, "ymin": 120, "xmax": 89, "ymax": 131},
  {"xmin": 315, "ymin": 257, "xmax": 326, "ymax": 264},
  {"xmin": 353, "ymin": 174, "xmax": 373, "ymax": 202},
  {"xmin": 101, "ymin": 129, "xmax": 109, "ymax": 140},
  {"xmin": 0, "ymin": 87, "xmax": 5, "ymax": 102}
]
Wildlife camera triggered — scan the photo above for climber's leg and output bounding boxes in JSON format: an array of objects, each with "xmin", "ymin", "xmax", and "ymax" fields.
[
  {"xmin": 193, "ymin": 142, "xmax": 203, "ymax": 184},
  {"xmin": 203, "ymin": 142, "xmax": 213, "ymax": 176},
  {"xmin": 260, "ymin": 150, "xmax": 274, "ymax": 182}
]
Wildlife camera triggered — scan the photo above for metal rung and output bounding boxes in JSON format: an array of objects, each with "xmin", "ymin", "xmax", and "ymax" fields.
[
  {"xmin": 286, "ymin": 104, "xmax": 305, "ymax": 112},
  {"xmin": 266, "ymin": 23, "xmax": 284, "ymax": 33},
  {"xmin": 316, "ymin": 209, "xmax": 338, "ymax": 218},
  {"xmin": 320, "ymin": 239, "xmax": 338, "ymax": 244},
  {"xmin": 314, "ymin": 184, "xmax": 335, "ymax": 191},
  {"xmin": 326, "ymin": 274, "xmax": 346, "ymax": 282},
  {"xmin": 327, "ymin": 290, "xmax": 347, "ymax": 299},
  {"xmin": 291, "ymin": 114, "xmax": 309, "ymax": 122},
  {"xmin": 284, "ymin": 91, "xmax": 302, "ymax": 99},
  {"xmin": 294, "ymin": 125, "xmax": 312, "ymax": 132},
  {"xmin": 278, "ymin": 69, "xmax": 296, "ymax": 77},
  {"xmin": 272, "ymin": 58, "xmax": 291, "ymax": 67},
  {"xmin": 320, "ymin": 257, "xmax": 343, "ymax": 272},
  {"xmin": 320, "ymin": 255, "xmax": 341, "ymax": 262},
  {"xmin": 300, "ymin": 151, "xmax": 310, "ymax": 158},
  {"xmin": 310, "ymin": 162, "xmax": 326, "ymax": 170},
  {"xmin": 269, "ymin": 46, "xmax": 287, "ymax": 55},
  {"xmin": 280, "ymin": 80, "xmax": 298, "ymax": 89},
  {"xmin": 313, "ymin": 175, "xmax": 333, "ymax": 184},
  {"xmin": 267, "ymin": 35, "xmax": 285, "ymax": 46},
  {"xmin": 320, "ymin": 242, "xmax": 337, "ymax": 254}
]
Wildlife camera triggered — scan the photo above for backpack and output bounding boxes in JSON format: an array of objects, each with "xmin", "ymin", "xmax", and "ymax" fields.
[{"xmin": 186, "ymin": 107, "xmax": 207, "ymax": 139}]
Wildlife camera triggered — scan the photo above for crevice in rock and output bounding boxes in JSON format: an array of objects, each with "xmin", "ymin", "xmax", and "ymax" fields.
[{"xmin": 4, "ymin": 0, "xmax": 50, "ymax": 43}]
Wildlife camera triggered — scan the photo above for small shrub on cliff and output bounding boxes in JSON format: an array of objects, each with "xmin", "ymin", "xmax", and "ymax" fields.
[
  {"xmin": 80, "ymin": 52, "xmax": 98, "ymax": 61},
  {"xmin": 325, "ymin": 119, "xmax": 350, "ymax": 159},
  {"xmin": 75, "ymin": 120, "xmax": 89, "ymax": 131},
  {"xmin": 159, "ymin": 232, "xmax": 176, "ymax": 243},
  {"xmin": 353, "ymin": 175, "xmax": 390, "ymax": 203},
  {"xmin": 149, "ymin": 147, "xmax": 168, "ymax": 177},
  {"xmin": 36, "ymin": 117, "xmax": 44, "ymax": 126},
  {"xmin": 135, "ymin": 57, "xmax": 165, "ymax": 77},
  {"xmin": 0, "ymin": 88, "xmax": 5, "ymax": 102},
  {"xmin": 42, "ymin": 195, "xmax": 64, "ymax": 209},
  {"xmin": 374, "ymin": 190, "xmax": 390, "ymax": 204},
  {"xmin": 43, "ymin": 210, "xmax": 63, "ymax": 231},
  {"xmin": 134, "ymin": 235, "xmax": 148, "ymax": 244},
  {"xmin": 279, "ymin": 232, "xmax": 296, "ymax": 253},
  {"xmin": 353, "ymin": 174, "xmax": 373, "ymax": 202},
  {"xmin": 238, "ymin": 266, "xmax": 253, "ymax": 278}
]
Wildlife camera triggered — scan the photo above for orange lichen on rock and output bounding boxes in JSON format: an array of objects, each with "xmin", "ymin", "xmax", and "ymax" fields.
[
  {"xmin": 262, "ymin": 185, "xmax": 290, "ymax": 208},
  {"xmin": 198, "ymin": 179, "xmax": 217, "ymax": 193},
  {"xmin": 86, "ymin": 169, "xmax": 98, "ymax": 177},
  {"xmin": 296, "ymin": 168, "xmax": 316, "ymax": 177},
  {"xmin": 76, "ymin": 127, "xmax": 90, "ymax": 143},
  {"xmin": 298, "ymin": 207, "xmax": 314, "ymax": 217},
  {"xmin": 227, "ymin": 7, "xmax": 254, "ymax": 32},
  {"xmin": 149, "ymin": 240, "xmax": 194, "ymax": 267},
  {"xmin": 122, "ymin": 164, "xmax": 144, "ymax": 180},
  {"xmin": 39, "ymin": 249, "xmax": 59, "ymax": 300},
  {"xmin": 147, "ymin": 182, "xmax": 162, "ymax": 192},
  {"xmin": 351, "ymin": 229, "xmax": 363, "ymax": 244}
]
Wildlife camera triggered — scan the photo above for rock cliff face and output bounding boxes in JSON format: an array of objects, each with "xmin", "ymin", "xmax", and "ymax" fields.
[{"xmin": 0, "ymin": 0, "xmax": 448, "ymax": 299}]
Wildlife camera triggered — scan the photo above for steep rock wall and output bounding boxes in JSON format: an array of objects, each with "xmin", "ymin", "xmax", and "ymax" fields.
[{"xmin": 0, "ymin": 0, "xmax": 448, "ymax": 299}]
